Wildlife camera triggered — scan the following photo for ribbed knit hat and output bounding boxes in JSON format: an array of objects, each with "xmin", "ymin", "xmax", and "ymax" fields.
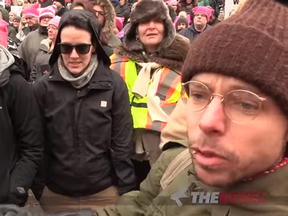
[
  {"xmin": 48, "ymin": 15, "xmax": 61, "ymax": 27},
  {"xmin": 182, "ymin": 0, "xmax": 288, "ymax": 116},
  {"xmin": 39, "ymin": 5, "xmax": 56, "ymax": 20},
  {"xmin": 23, "ymin": 3, "xmax": 39, "ymax": 18}
]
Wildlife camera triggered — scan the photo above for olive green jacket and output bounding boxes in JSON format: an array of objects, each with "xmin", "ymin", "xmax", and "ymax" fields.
[{"xmin": 97, "ymin": 141, "xmax": 288, "ymax": 216}]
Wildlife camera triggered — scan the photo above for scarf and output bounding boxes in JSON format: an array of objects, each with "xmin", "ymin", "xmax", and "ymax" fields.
[
  {"xmin": 133, "ymin": 62, "xmax": 162, "ymax": 98},
  {"xmin": 58, "ymin": 55, "xmax": 98, "ymax": 89}
]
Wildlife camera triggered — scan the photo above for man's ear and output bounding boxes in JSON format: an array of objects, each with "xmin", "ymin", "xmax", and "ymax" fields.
[{"xmin": 92, "ymin": 43, "xmax": 97, "ymax": 53}]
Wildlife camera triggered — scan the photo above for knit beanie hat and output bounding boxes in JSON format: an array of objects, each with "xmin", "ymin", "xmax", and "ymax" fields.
[
  {"xmin": 39, "ymin": 5, "xmax": 56, "ymax": 20},
  {"xmin": 48, "ymin": 15, "xmax": 61, "ymax": 27},
  {"xmin": 24, "ymin": 3, "xmax": 39, "ymax": 18},
  {"xmin": 176, "ymin": 14, "xmax": 188, "ymax": 27},
  {"xmin": 0, "ymin": 20, "xmax": 8, "ymax": 48},
  {"xmin": 182, "ymin": 0, "xmax": 288, "ymax": 116},
  {"xmin": 192, "ymin": 6, "xmax": 214, "ymax": 22},
  {"xmin": 54, "ymin": 0, "xmax": 65, "ymax": 6},
  {"xmin": 124, "ymin": 0, "xmax": 176, "ymax": 51}
]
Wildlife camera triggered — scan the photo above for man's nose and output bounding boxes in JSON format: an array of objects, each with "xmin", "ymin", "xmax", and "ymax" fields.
[{"xmin": 198, "ymin": 98, "xmax": 226, "ymax": 135}]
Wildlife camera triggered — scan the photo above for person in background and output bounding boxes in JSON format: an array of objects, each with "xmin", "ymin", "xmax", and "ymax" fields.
[
  {"xmin": 90, "ymin": 0, "xmax": 121, "ymax": 48},
  {"xmin": 175, "ymin": 11, "xmax": 188, "ymax": 32},
  {"xmin": 19, "ymin": 5, "xmax": 56, "ymax": 79},
  {"xmin": 17, "ymin": 0, "xmax": 23, "ymax": 6},
  {"xmin": 110, "ymin": 0, "xmax": 190, "ymax": 187},
  {"xmin": 18, "ymin": 4, "xmax": 40, "ymax": 41},
  {"xmin": 5, "ymin": 0, "xmax": 11, "ymax": 12},
  {"xmin": 0, "ymin": 44, "xmax": 43, "ymax": 207},
  {"xmin": 179, "ymin": 6, "xmax": 213, "ymax": 43},
  {"xmin": 178, "ymin": 0, "xmax": 198, "ymax": 13},
  {"xmin": 115, "ymin": 0, "xmax": 131, "ymax": 25},
  {"xmin": 33, "ymin": 10, "xmax": 136, "ymax": 213},
  {"xmin": 12, "ymin": 16, "xmax": 20, "ymax": 33},
  {"xmin": 53, "ymin": 0, "xmax": 68, "ymax": 16},
  {"xmin": 30, "ymin": 16, "xmax": 61, "ymax": 82},
  {"xmin": 8, "ymin": 11, "xmax": 15, "ymax": 25},
  {"xmin": 115, "ymin": 17, "xmax": 124, "ymax": 41},
  {"xmin": 71, "ymin": 0, "xmax": 114, "ymax": 56},
  {"xmin": 0, "ymin": 7, "xmax": 17, "ymax": 40}
]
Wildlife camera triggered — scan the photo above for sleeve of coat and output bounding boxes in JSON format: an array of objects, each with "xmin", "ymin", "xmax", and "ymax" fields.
[
  {"xmin": 96, "ymin": 146, "xmax": 187, "ymax": 216},
  {"xmin": 7, "ymin": 73, "xmax": 44, "ymax": 206},
  {"xmin": 111, "ymin": 72, "xmax": 137, "ymax": 195},
  {"xmin": 160, "ymin": 99, "xmax": 188, "ymax": 149}
]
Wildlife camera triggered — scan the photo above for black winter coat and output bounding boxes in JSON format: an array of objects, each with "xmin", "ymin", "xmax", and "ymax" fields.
[
  {"xmin": 179, "ymin": 24, "xmax": 210, "ymax": 43},
  {"xmin": 33, "ymin": 60, "xmax": 136, "ymax": 197},
  {"xmin": 0, "ymin": 59, "xmax": 43, "ymax": 206}
]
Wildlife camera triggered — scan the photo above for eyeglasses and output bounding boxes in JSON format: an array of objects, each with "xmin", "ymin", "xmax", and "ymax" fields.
[
  {"xmin": 47, "ymin": 26, "xmax": 58, "ymax": 31},
  {"xmin": 58, "ymin": 43, "xmax": 92, "ymax": 54},
  {"xmin": 195, "ymin": 13, "xmax": 207, "ymax": 18},
  {"xmin": 182, "ymin": 80, "xmax": 266, "ymax": 124}
]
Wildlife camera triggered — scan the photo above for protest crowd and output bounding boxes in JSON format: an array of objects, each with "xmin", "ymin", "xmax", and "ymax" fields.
[{"xmin": 0, "ymin": 0, "xmax": 288, "ymax": 215}]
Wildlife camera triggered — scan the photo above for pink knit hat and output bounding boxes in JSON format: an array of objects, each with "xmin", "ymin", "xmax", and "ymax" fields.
[
  {"xmin": 115, "ymin": 17, "xmax": 124, "ymax": 31},
  {"xmin": 48, "ymin": 15, "xmax": 61, "ymax": 28},
  {"xmin": 24, "ymin": 3, "xmax": 39, "ymax": 18},
  {"xmin": 193, "ymin": 6, "xmax": 214, "ymax": 22},
  {"xmin": 39, "ymin": 5, "xmax": 56, "ymax": 20},
  {"xmin": 0, "ymin": 20, "xmax": 8, "ymax": 48}
]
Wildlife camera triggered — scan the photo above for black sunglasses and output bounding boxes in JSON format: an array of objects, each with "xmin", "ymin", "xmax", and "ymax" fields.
[{"xmin": 58, "ymin": 43, "xmax": 92, "ymax": 54}]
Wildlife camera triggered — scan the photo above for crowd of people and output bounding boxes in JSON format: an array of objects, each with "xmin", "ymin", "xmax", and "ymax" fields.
[{"xmin": 1, "ymin": 0, "xmax": 288, "ymax": 215}]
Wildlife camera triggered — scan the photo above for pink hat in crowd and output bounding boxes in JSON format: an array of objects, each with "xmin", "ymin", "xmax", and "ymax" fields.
[
  {"xmin": 39, "ymin": 5, "xmax": 57, "ymax": 20},
  {"xmin": 24, "ymin": 3, "xmax": 40, "ymax": 18},
  {"xmin": 193, "ymin": 6, "xmax": 214, "ymax": 22},
  {"xmin": 0, "ymin": 20, "xmax": 8, "ymax": 48},
  {"xmin": 166, "ymin": 0, "xmax": 177, "ymax": 6},
  {"xmin": 115, "ymin": 17, "xmax": 124, "ymax": 31},
  {"xmin": 48, "ymin": 15, "xmax": 61, "ymax": 28}
]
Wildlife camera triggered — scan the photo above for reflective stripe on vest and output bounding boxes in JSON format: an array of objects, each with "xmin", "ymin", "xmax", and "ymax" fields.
[{"xmin": 110, "ymin": 53, "xmax": 182, "ymax": 132}]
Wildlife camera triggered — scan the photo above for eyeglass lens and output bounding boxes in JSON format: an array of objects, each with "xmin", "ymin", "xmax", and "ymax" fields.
[
  {"xmin": 59, "ymin": 44, "xmax": 91, "ymax": 55},
  {"xmin": 182, "ymin": 81, "xmax": 264, "ymax": 123}
]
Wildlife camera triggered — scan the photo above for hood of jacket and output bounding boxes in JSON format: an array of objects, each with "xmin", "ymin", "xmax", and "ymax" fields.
[
  {"xmin": 49, "ymin": 10, "xmax": 110, "ymax": 67},
  {"xmin": 91, "ymin": 0, "xmax": 116, "ymax": 39},
  {"xmin": 0, "ymin": 45, "xmax": 14, "ymax": 74},
  {"xmin": 115, "ymin": 34, "xmax": 190, "ymax": 71}
]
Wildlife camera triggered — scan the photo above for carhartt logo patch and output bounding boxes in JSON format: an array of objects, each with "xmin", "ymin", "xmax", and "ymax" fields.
[
  {"xmin": 16, "ymin": 187, "xmax": 26, "ymax": 194},
  {"xmin": 100, "ymin": 101, "xmax": 107, "ymax": 107}
]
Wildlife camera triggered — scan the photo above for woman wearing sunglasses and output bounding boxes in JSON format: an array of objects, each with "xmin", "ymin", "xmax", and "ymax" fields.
[{"xmin": 32, "ymin": 10, "xmax": 136, "ymax": 213}]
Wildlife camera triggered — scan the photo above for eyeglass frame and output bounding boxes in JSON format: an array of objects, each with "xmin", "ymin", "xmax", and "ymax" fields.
[
  {"xmin": 182, "ymin": 80, "xmax": 266, "ymax": 124},
  {"xmin": 57, "ymin": 43, "xmax": 92, "ymax": 55}
]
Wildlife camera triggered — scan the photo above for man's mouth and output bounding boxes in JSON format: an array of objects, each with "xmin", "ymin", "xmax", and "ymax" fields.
[{"xmin": 191, "ymin": 148, "xmax": 228, "ymax": 167}]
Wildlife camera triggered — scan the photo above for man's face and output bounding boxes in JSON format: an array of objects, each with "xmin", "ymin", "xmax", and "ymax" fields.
[
  {"xmin": 177, "ymin": 23, "xmax": 187, "ymax": 31},
  {"xmin": 5, "ymin": 1, "xmax": 10, "ymax": 7},
  {"xmin": 186, "ymin": 73, "xmax": 288, "ymax": 187},
  {"xmin": 93, "ymin": 5, "xmax": 105, "ymax": 26},
  {"xmin": 60, "ymin": 26, "xmax": 96, "ymax": 76},
  {"xmin": 193, "ymin": 13, "xmax": 207, "ymax": 26},
  {"xmin": 25, "ymin": 16, "xmax": 38, "ymax": 27},
  {"xmin": 120, "ymin": 0, "xmax": 125, "ymax": 5}
]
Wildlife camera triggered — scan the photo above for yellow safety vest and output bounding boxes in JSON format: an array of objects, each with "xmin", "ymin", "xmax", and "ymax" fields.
[{"xmin": 110, "ymin": 53, "xmax": 182, "ymax": 132}]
